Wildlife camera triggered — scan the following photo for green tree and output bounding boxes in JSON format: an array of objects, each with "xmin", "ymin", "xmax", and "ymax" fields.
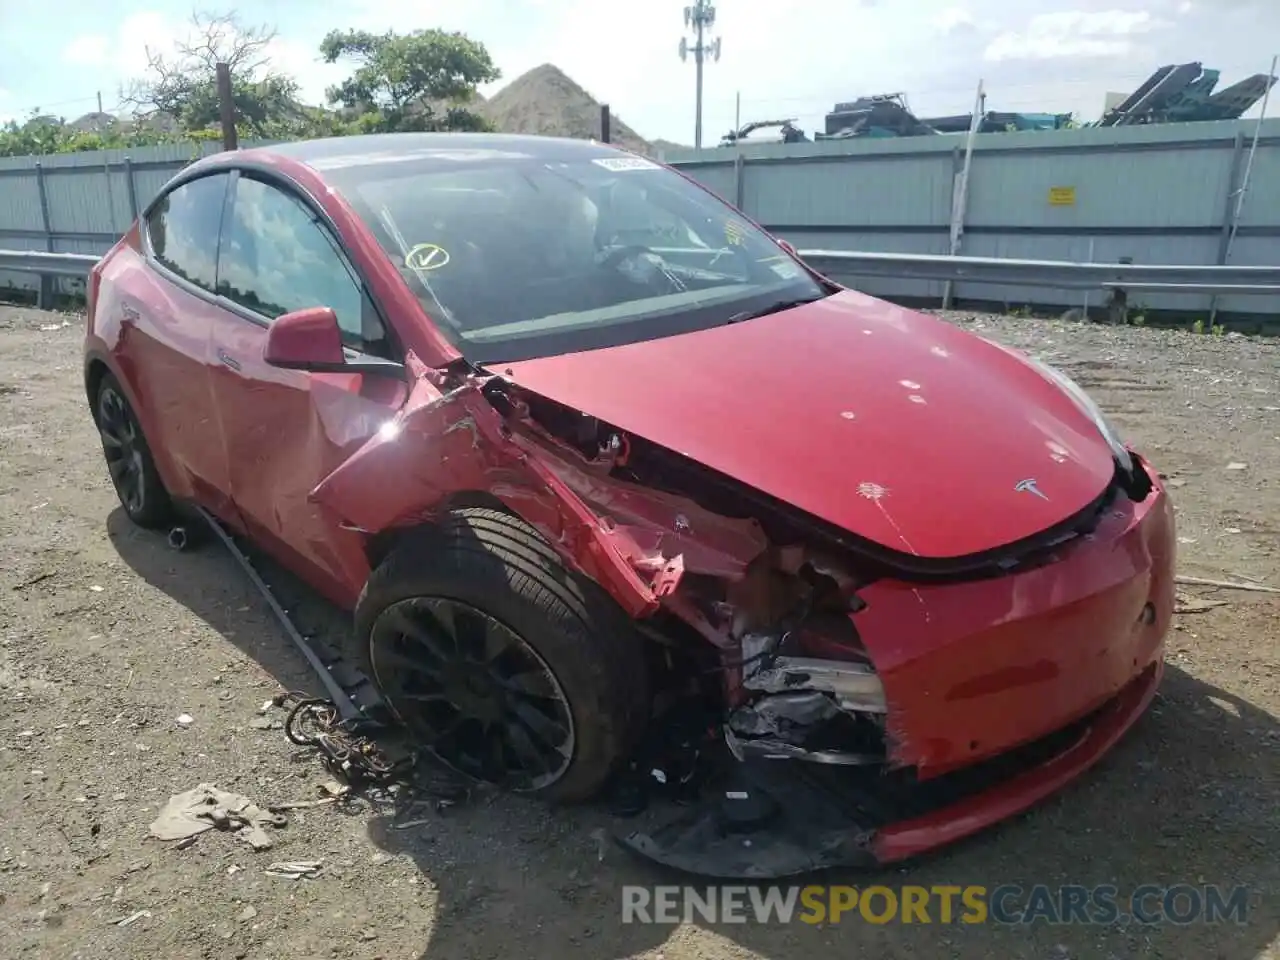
[
  {"xmin": 319, "ymin": 28, "xmax": 499, "ymax": 133},
  {"xmin": 0, "ymin": 111, "xmax": 184, "ymax": 158},
  {"xmin": 121, "ymin": 10, "xmax": 308, "ymax": 136}
]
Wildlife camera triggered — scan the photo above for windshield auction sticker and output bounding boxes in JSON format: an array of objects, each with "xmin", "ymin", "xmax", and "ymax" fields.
[
  {"xmin": 404, "ymin": 243, "xmax": 451, "ymax": 271},
  {"xmin": 591, "ymin": 157, "xmax": 659, "ymax": 171}
]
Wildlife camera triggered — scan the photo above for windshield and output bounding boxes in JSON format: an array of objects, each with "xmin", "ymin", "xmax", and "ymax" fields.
[{"xmin": 324, "ymin": 151, "xmax": 827, "ymax": 362}]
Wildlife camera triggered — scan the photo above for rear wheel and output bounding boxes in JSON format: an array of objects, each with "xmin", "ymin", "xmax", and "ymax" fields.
[
  {"xmin": 354, "ymin": 507, "xmax": 650, "ymax": 802},
  {"xmin": 94, "ymin": 372, "xmax": 174, "ymax": 529}
]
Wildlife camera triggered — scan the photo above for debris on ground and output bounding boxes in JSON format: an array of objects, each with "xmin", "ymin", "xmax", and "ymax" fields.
[
  {"xmin": 1175, "ymin": 574, "xmax": 1279, "ymax": 593},
  {"xmin": 268, "ymin": 796, "xmax": 340, "ymax": 812},
  {"xmin": 278, "ymin": 692, "xmax": 410, "ymax": 787},
  {"xmin": 1175, "ymin": 593, "xmax": 1229, "ymax": 614},
  {"xmin": 149, "ymin": 784, "xmax": 287, "ymax": 851},
  {"xmin": 264, "ymin": 860, "xmax": 323, "ymax": 880}
]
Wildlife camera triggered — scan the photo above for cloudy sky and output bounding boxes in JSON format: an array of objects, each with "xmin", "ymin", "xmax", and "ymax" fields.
[{"xmin": 0, "ymin": 0, "xmax": 1275, "ymax": 142}]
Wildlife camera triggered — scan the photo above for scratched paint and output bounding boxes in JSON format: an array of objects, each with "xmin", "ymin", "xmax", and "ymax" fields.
[
  {"xmin": 899, "ymin": 380, "xmax": 922, "ymax": 390},
  {"xmin": 857, "ymin": 481, "xmax": 889, "ymax": 501}
]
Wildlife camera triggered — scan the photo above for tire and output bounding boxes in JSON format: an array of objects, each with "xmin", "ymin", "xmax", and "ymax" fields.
[
  {"xmin": 354, "ymin": 507, "xmax": 650, "ymax": 803},
  {"xmin": 94, "ymin": 371, "xmax": 175, "ymax": 529}
]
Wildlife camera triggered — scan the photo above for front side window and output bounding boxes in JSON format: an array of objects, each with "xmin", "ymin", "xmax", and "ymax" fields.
[
  {"xmin": 217, "ymin": 176, "xmax": 389, "ymax": 353},
  {"xmin": 146, "ymin": 173, "xmax": 228, "ymax": 291},
  {"xmin": 325, "ymin": 152, "xmax": 827, "ymax": 363}
]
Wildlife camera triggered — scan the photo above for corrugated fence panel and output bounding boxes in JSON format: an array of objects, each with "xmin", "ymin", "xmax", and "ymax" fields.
[
  {"xmin": 45, "ymin": 166, "xmax": 125, "ymax": 238},
  {"xmin": 677, "ymin": 160, "xmax": 737, "ymax": 204},
  {"xmin": 129, "ymin": 162, "xmax": 189, "ymax": 214},
  {"xmin": 0, "ymin": 174, "xmax": 43, "ymax": 232},
  {"xmin": 747, "ymin": 154, "xmax": 953, "ymax": 228},
  {"xmin": 0, "ymin": 128, "xmax": 1276, "ymax": 315},
  {"xmin": 1236, "ymin": 146, "xmax": 1280, "ymax": 227},
  {"xmin": 668, "ymin": 117, "xmax": 1280, "ymax": 318},
  {"xmin": 966, "ymin": 144, "xmax": 1232, "ymax": 229}
]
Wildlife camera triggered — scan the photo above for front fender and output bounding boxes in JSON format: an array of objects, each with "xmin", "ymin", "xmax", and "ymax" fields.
[{"xmin": 309, "ymin": 376, "xmax": 662, "ymax": 618}]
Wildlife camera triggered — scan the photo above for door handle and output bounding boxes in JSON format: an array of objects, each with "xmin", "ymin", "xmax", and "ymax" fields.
[{"xmin": 217, "ymin": 349, "xmax": 241, "ymax": 372}]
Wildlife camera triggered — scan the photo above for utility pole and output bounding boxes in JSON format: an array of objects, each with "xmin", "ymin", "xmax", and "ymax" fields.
[
  {"xmin": 215, "ymin": 62, "xmax": 238, "ymax": 151},
  {"xmin": 678, "ymin": 1, "xmax": 721, "ymax": 149}
]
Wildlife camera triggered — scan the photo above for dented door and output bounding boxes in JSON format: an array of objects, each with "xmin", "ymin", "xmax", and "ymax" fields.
[{"xmin": 206, "ymin": 173, "xmax": 409, "ymax": 607}]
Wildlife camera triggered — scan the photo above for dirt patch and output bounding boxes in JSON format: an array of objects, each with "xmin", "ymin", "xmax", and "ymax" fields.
[{"xmin": 0, "ymin": 305, "xmax": 1276, "ymax": 959}]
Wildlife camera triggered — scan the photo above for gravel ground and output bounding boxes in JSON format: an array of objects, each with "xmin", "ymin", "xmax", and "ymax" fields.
[{"xmin": 0, "ymin": 304, "xmax": 1276, "ymax": 960}]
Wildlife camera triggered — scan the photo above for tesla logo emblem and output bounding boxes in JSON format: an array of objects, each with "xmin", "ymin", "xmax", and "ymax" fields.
[{"xmin": 1015, "ymin": 478, "xmax": 1049, "ymax": 501}]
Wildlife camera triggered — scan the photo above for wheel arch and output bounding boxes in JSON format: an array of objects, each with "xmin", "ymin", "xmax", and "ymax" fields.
[
  {"xmin": 362, "ymin": 489, "xmax": 513, "ymax": 570},
  {"xmin": 84, "ymin": 350, "xmax": 185, "ymax": 501},
  {"xmin": 83, "ymin": 353, "xmax": 115, "ymax": 423}
]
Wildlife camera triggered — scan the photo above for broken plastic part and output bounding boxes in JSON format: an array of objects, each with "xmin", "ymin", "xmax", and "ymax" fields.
[
  {"xmin": 725, "ymin": 727, "xmax": 884, "ymax": 765},
  {"xmin": 744, "ymin": 656, "xmax": 888, "ymax": 713},
  {"xmin": 616, "ymin": 760, "xmax": 877, "ymax": 878}
]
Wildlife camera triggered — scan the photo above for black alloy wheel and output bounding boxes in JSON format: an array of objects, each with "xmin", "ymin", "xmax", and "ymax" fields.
[
  {"xmin": 97, "ymin": 383, "xmax": 148, "ymax": 516},
  {"xmin": 370, "ymin": 596, "xmax": 576, "ymax": 792}
]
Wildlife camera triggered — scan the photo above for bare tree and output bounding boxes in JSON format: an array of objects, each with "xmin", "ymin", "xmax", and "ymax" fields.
[{"xmin": 121, "ymin": 10, "xmax": 302, "ymax": 134}]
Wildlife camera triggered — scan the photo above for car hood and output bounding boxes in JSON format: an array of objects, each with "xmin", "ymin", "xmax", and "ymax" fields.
[{"xmin": 488, "ymin": 290, "xmax": 1118, "ymax": 560}]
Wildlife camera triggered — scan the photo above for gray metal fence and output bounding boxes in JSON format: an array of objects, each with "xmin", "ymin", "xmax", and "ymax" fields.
[
  {"xmin": 2, "ymin": 119, "xmax": 1278, "ymax": 319},
  {"xmin": 0, "ymin": 141, "xmax": 250, "ymax": 305},
  {"xmin": 662, "ymin": 117, "xmax": 1280, "ymax": 317}
]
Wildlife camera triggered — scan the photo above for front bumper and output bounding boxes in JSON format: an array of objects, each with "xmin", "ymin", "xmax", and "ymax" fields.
[{"xmin": 618, "ymin": 470, "xmax": 1174, "ymax": 877}]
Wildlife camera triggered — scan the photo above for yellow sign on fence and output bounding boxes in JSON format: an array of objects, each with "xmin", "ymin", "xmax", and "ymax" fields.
[{"xmin": 1048, "ymin": 186, "xmax": 1076, "ymax": 206}]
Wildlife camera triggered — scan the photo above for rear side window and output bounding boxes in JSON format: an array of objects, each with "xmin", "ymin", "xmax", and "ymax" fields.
[
  {"xmin": 145, "ymin": 174, "xmax": 229, "ymax": 292},
  {"xmin": 217, "ymin": 177, "xmax": 374, "ymax": 346}
]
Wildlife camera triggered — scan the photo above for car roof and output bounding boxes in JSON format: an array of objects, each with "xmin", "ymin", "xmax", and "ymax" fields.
[{"xmin": 243, "ymin": 132, "xmax": 637, "ymax": 175}]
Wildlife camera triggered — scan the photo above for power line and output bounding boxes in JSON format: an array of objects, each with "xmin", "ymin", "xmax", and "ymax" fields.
[{"xmin": 1, "ymin": 94, "xmax": 105, "ymax": 118}]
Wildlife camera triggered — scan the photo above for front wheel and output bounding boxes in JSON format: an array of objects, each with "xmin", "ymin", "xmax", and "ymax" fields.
[{"xmin": 353, "ymin": 508, "xmax": 650, "ymax": 802}]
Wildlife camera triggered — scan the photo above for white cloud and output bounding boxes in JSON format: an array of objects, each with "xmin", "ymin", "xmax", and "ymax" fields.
[
  {"xmin": 934, "ymin": 7, "xmax": 977, "ymax": 34},
  {"xmin": 40, "ymin": 0, "xmax": 1280, "ymax": 140},
  {"xmin": 62, "ymin": 35, "xmax": 110, "ymax": 66},
  {"xmin": 984, "ymin": 10, "xmax": 1165, "ymax": 62}
]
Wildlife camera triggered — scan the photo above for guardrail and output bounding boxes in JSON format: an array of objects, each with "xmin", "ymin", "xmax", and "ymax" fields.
[
  {"xmin": 2, "ymin": 248, "xmax": 1279, "ymax": 310},
  {"xmin": 0, "ymin": 250, "xmax": 100, "ymax": 278},
  {"xmin": 798, "ymin": 250, "xmax": 1280, "ymax": 295}
]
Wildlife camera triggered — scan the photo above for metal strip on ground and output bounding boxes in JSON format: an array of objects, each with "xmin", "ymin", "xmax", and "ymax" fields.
[{"xmin": 192, "ymin": 505, "xmax": 366, "ymax": 722}]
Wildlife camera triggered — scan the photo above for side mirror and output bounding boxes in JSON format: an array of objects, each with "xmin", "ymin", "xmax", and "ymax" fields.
[
  {"xmin": 264, "ymin": 306, "xmax": 345, "ymax": 369},
  {"xmin": 263, "ymin": 306, "xmax": 405, "ymax": 377},
  {"xmin": 777, "ymin": 239, "xmax": 799, "ymax": 257}
]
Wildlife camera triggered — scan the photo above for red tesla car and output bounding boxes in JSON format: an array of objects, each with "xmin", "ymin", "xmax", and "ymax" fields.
[{"xmin": 84, "ymin": 133, "xmax": 1174, "ymax": 874}]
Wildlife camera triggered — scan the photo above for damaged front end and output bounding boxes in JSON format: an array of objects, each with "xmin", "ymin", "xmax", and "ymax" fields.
[
  {"xmin": 312, "ymin": 358, "xmax": 903, "ymax": 746},
  {"xmin": 311, "ymin": 360, "xmax": 1171, "ymax": 878}
]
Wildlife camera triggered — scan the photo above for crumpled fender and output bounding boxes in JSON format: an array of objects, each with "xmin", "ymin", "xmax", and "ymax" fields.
[{"xmin": 308, "ymin": 373, "xmax": 675, "ymax": 618}]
